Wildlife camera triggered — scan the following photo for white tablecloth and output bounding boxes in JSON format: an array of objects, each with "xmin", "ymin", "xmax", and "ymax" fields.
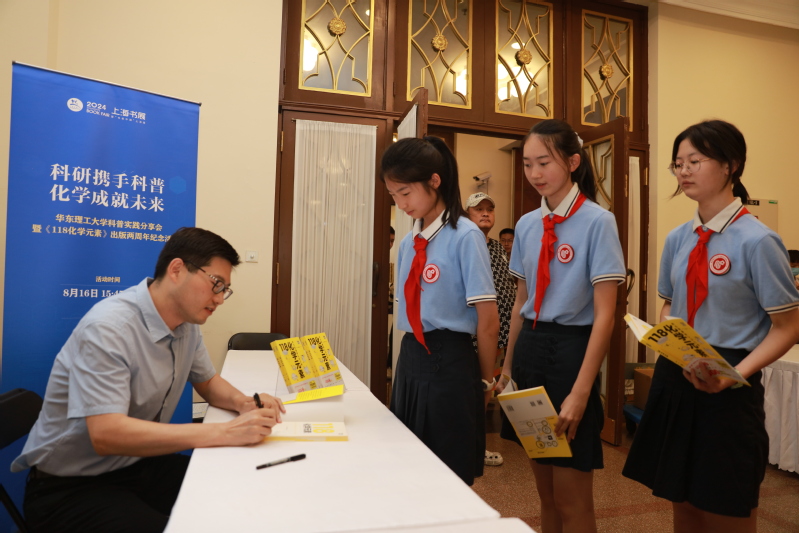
[
  {"xmin": 763, "ymin": 345, "xmax": 799, "ymax": 472},
  {"xmin": 165, "ymin": 350, "xmax": 518, "ymax": 533}
]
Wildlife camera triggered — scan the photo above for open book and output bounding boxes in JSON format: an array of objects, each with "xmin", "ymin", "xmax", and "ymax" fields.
[
  {"xmin": 624, "ymin": 313, "xmax": 749, "ymax": 386},
  {"xmin": 497, "ymin": 384, "xmax": 572, "ymax": 459},
  {"xmin": 267, "ymin": 421, "xmax": 348, "ymax": 442}
]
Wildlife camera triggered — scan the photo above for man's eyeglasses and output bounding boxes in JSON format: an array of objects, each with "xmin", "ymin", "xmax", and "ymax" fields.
[
  {"xmin": 668, "ymin": 158, "xmax": 710, "ymax": 176},
  {"xmin": 184, "ymin": 260, "xmax": 233, "ymax": 300}
]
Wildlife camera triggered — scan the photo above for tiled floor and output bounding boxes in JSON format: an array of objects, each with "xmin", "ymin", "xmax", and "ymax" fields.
[{"xmin": 472, "ymin": 401, "xmax": 799, "ymax": 532}]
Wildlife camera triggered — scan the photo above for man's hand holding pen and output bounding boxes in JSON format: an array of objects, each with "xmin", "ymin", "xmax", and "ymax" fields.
[
  {"xmin": 244, "ymin": 392, "xmax": 285, "ymax": 414},
  {"xmin": 217, "ymin": 392, "xmax": 286, "ymax": 446}
]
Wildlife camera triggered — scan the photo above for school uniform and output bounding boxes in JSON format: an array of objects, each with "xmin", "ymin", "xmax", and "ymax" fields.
[
  {"xmin": 391, "ymin": 210, "xmax": 496, "ymax": 486},
  {"xmin": 503, "ymin": 183, "xmax": 626, "ymax": 471},
  {"xmin": 623, "ymin": 198, "xmax": 799, "ymax": 517}
]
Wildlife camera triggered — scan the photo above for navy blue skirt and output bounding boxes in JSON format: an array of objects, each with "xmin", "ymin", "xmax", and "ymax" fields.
[
  {"xmin": 501, "ymin": 320, "xmax": 604, "ymax": 472},
  {"xmin": 622, "ymin": 347, "xmax": 768, "ymax": 517},
  {"xmin": 390, "ymin": 330, "xmax": 485, "ymax": 485}
]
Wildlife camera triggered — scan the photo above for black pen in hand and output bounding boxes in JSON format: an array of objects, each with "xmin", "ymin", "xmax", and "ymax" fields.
[{"xmin": 253, "ymin": 392, "xmax": 264, "ymax": 408}]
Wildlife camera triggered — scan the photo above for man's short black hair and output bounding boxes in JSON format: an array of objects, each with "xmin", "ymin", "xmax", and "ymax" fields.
[
  {"xmin": 153, "ymin": 227, "xmax": 240, "ymax": 280},
  {"xmin": 499, "ymin": 228, "xmax": 515, "ymax": 238},
  {"xmin": 390, "ymin": 226, "xmax": 395, "ymax": 235},
  {"xmin": 789, "ymin": 249, "xmax": 799, "ymax": 264}
]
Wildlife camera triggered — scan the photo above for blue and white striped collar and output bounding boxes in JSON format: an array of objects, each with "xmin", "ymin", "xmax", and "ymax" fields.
[
  {"xmin": 413, "ymin": 210, "xmax": 448, "ymax": 242},
  {"xmin": 692, "ymin": 197, "xmax": 746, "ymax": 234},
  {"xmin": 541, "ymin": 183, "xmax": 580, "ymax": 218}
]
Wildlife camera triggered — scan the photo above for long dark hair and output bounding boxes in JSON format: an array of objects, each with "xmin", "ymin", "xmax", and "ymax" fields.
[
  {"xmin": 670, "ymin": 120, "xmax": 749, "ymax": 203},
  {"xmin": 523, "ymin": 119, "xmax": 597, "ymax": 203},
  {"xmin": 380, "ymin": 136, "xmax": 465, "ymax": 228}
]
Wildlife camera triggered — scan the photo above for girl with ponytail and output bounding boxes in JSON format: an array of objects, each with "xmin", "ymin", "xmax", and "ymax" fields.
[
  {"xmin": 380, "ymin": 136, "xmax": 499, "ymax": 486},
  {"xmin": 495, "ymin": 119, "xmax": 626, "ymax": 531},
  {"xmin": 624, "ymin": 120, "xmax": 799, "ymax": 532}
]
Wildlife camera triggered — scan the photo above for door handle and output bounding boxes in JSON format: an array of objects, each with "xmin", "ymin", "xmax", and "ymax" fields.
[{"xmin": 626, "ymin": 268, "xmax": 636, "ymax": 298}]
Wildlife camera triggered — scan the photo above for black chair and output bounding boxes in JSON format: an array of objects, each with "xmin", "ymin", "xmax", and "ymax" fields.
[
  {"xmin": 0, "ymin": 388, "xmax": 43, "ymax": 533},
  {"xmin": 227, "ymin": 332, "xmax": 288, "ymax": 350}
]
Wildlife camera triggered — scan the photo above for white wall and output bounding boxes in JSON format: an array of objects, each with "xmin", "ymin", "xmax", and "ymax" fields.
[
  {"xmin": 0, "ymin": 0, "xmax": 284, "ymax": 374},
  {"xmin": 648, "ymin": 2, "xmax": 799, "ymax": 320},
  {"xmin": 456, "ymin": 133, "xmax": 515, "ymax": 240}
]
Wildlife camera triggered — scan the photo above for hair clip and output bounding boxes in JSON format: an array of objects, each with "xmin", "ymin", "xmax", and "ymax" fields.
[{"xmin": 575, "ymin": 132, "xmax": 584, "ymax": 148}]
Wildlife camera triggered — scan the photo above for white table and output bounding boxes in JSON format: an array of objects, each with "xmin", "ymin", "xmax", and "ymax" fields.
[
  {"xmin": 763, "ymin": 345, "xmax": 799, "ymax": 472},
  {"xmin": 165, "ymin": 351, "xmax": 531, "ymax": 533}
]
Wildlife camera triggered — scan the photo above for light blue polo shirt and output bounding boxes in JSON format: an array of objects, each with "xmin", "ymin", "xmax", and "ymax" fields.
[
  {"xmin": 12, "ymin": 278, "xmax": 217, "ymax": 476},
  {"xmin": 396, "ymin": 211, "xmax": 496, "ymax": 335},
  {"xmin": 658, "ymin": 198, "xmax": 799, "ymax": 352},
  {"xmin": 510, "ymin": 184, "xmax": 626, "ymax": 325}
]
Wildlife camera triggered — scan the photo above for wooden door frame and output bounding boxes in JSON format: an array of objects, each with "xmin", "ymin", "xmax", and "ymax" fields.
[
  {"xmin": 629, "ymin": 141, "xmax": 650, "ymax": 360},
  {"xmin": 578, "ymin": 117, "xmax": 629, "ymax": 446},
  {"xmin": 272, "ymin": 110, "xmax": 393, "ymax": 402}
]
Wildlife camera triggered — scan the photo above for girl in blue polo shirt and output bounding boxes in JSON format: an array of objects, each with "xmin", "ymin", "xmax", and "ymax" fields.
[
  {"xmin": 381, "ymin": 136, "xmax": 499, "ymax": 486},
  {"xmin": 623, "ymin": 120, "xmax": 799, "ymax": 531},
  {"xmin": 495, "ymin": 119, "xmax": 626, "ymax": 531}
]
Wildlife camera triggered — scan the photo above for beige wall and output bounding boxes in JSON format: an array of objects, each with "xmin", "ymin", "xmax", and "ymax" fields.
[
  {"xmin": 2, "ymin": 1, "xmax": 799, "ymax": 374},
  {"xmin": 0, "ymin": 0, "xmax": 284, "ymax": 374},
  {"xmin": 648, "ymin": 3, "xmax": 799, "ymax": 320},
  {"xmin": 456, "ymin": 134, "xmax": 515, "ymax": 240}
]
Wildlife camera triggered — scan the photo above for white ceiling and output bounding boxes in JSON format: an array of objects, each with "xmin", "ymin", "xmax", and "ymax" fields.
[{"xmin": 655, "ymin": 0, "xmax": 799, "ymax": 30}]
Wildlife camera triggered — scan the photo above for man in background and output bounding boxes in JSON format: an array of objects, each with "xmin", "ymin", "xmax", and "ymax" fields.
[
  {"xmin": 790, "ymin": 249, "xmax": 799, "ymax": 289},
  {"xmin": 499, "ymin": 228, "xmax": 514, "ymax": 259}
]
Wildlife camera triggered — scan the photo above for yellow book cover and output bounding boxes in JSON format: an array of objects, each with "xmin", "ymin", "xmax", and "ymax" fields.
[
  {"xmin": 624, "ymin": 314, "xmax": 749, "ymax": 386},
  {"xmin": 266, "ymin": 421, "xmax": 348, "ymax": 442},
  {"xmin": 497, "ymin": 385, "xmax": 572, "ymax": 459},
  {"xmin": 271, "ymin": 342, "xmax": 291, "ymax": 387},
  {"xmin": 269, "ymin": 337, "xmax": 321, "ymax": 393},
  {"xmin": 300, "ymin": 332, "xmax": 345, "ymax": 388}
]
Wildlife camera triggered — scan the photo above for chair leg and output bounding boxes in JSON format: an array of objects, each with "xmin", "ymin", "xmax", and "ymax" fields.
[{"xmin": 0, "ymin": 483, "xmax": 28, "ymax": 533}]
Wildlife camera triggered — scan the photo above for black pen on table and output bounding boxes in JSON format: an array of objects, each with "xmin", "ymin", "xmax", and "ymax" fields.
[
  {"xmin": 256, "ymin": 454, "xmax": 306, "ymax": 470},
  {"xmin": 253, "ymin": 392, "xmax": 263, "ymax": 408}
]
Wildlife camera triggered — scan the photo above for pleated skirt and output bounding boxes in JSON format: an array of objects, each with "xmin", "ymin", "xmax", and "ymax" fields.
[
  {"xmin": 622, "ymin": 347, "xmax": 768, "ymax": 517},
  {"xmin": 500, "ymin": 320, "xmax": 604, "ymax": 472},
  {"xmin": 389, "ymin": 329, "xmax": 485, "ymax": 486}
]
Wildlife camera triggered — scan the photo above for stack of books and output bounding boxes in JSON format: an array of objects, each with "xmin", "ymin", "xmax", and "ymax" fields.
[{"xmin": 270, "ymin": 332, "xmax": 345, "ymax": 393}]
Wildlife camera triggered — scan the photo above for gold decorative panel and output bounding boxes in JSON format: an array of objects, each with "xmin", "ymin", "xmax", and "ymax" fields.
[
  {"xmin": 301, "ymin": 0, "xmax": 374, "ymax": 95},
  {"xmin": 582, "ymin": 11, "xmax": 633, "ymax": 128},
  {"xmin": 408, "ymin": 0, "xmax": 472, "ymax": 107},
  {"xmin": 584, "ymin": 135, "xmax": 614, "ymax": 211},
  {"xmin": 496, "ymin": 1, "xmax": 552, "ymax": 118}
]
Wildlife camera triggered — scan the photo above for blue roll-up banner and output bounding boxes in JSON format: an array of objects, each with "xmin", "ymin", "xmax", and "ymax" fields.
[{"xmin": 1, "ymin": 64, "xmax": 199, "ymax": 528}]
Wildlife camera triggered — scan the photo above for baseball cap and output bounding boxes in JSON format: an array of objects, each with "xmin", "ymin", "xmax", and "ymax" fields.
[{"xmin": 465, "ymin": 192, "xmax": 495, "ymax": 209}]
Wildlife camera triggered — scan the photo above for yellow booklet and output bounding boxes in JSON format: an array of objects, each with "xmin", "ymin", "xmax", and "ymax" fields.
[
  {"xmin": 266, "ymin": 421, "xmax": 348, "ymax": 442},
  {"xmin": 281, "ymin": 385, "xmax": 344, "ymax": 405},
  {"xmin": 624, "ymin": 314, "xmax": 749, "ymax": 386},
  {"xmin": 300, "ymin": 333, "xmax": 345, "ymax": 388},
  {"xmin": 497, "ymin": 384, "xmax": 572, "ymax": 459},
  {"xmin": 269, "ymin": 337, "xmax": 321, "ymax": 393}
]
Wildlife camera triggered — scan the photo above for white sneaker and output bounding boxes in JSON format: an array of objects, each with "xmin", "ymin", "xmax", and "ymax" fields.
[{"xmin": 485, "ymin": 449, "xmax": 503, "ymax": 466}]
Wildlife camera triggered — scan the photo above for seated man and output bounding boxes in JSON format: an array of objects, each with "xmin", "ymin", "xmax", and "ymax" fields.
[{"xmin": 12, "ymin": 227, "xmax": 285, "ymax": 533}]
